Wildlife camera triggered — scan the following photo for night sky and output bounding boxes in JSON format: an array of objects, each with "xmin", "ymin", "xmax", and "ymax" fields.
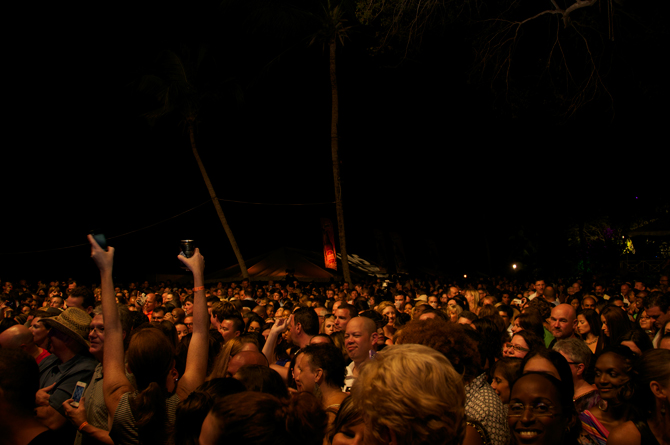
[{"xmin": 3, "ymin": 0, "xmax": 666, "ymax": 285}]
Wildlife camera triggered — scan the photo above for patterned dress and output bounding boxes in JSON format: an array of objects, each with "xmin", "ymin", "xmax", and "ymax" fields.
[{"xmin": 464, "ymin": 373, "xmax": 510, "ymax": 445}]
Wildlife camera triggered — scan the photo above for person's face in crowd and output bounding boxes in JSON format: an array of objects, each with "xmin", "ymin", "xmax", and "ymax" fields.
[
  {"xmin": 248, "ymin": 321, "xmax": 262, "ymax": 334},
  {"xmin": 382, "ymin": 306, "xmax": 396, "ymax": 327},
  {"xmin": 403, "ymin": 303, "xmax": 413, "ymax": 315},
  {"xmin": 294, "ymin": 353, "xmax": 318, "ymax": 393},
  {"xmin": 612, "ymin": 299, "xmax": 624, "ymax": 308},
  {"xmin": 600, "ymin": 315, "xmax": 610, "ymax": 337},
  {"xmin": 645, "ymin": 305, "xmax": 670, "ymax": 330},
  {"xmin": 581, "ymin": 298, "xmax": 596, "ymax": 311},
  {"xmin": 594, "ymin": 352, "xmax": 630, "ymax": 404},
  {"xmin": 3, "ymin": 281, "xmax": 12, "ymax": 293},
  {"xmin": 331, "ymin": 420, "xmax": 364, "ymax": 445},
  {"xmin": 272, "ymin": 291, "xmax": 282, "ymax": 301},
  {"xmin": 163, "ymin": 312, "xmax": 174, "ymax": 323},
  {"xmin": 153, "ymin": 310, "xmax": 165, "ymax": 322},
  {"xmin": 183, "ymin": 300, "xmax": 194, "ymax": 316},
  {"xmin": 448, "ymin": 286, "xmax": 459, "ymax": 298},
  {"xmin": 501, "ymin": 293, "xmax": 512, "ymax": 305},
  {"xmin": 316, "ymin": 308, "xmax": 327, "ymax": 327},
  {"xmin": 577, "ymin": 314, "xmax": 592, "ymax": 336},
  {"xmin": 334, "ymin": 308, "xmax": 352, "ymax": 333},
  {"xmin": 638, "ymin": 311, "xmax": 652, "ymax": 331},
  {"xmin": 394, "ymin": 294, "xmax": 405, "ymax": 310},
  {"xmin": 323, "ymin": 316, "xmax": 336, "ymax": 335},
  {"xmin": 440, "ymin": 292, "xmax": 449, "ymax": 305},
  {"xmin": 508, "ymin": 374, "xmax": 569, "ymax": 445},
  {"xmin": 511, "ymin": 318, "xmax": 523, "ymax": 334},
  {"xmin": 535, "ymin": 281, "xmax": 546, "ymax": 296},
  {"xmin": 50, "ymin": 297, "xmax": 64, "ymax": 309},
  {"xmin": 491, "ymin": 370, "xmax": 512, "ymax": 404},
  {"xmin": 345, "ymin": 318, "xmax": 377, "ymax": 363},
  {"xmin": 176, "ymin": 324, "xmax": 188, "ymax": 340},
  {"xmin": 594, "ymin": 285, "xmax": 604, "ymax": 296},
  {"xmin": 567, "ymin": 287, "xmax": 575, "ymax": 296},
  {"xmin": 503, "ymin": 334, "xmax": 530, "ymax": 359},
  {"xmin": 89, "ymin": 314, "xmax": 105, "ymax": 358},
  {"xmin": 30, "ymin": 317, "xmax": 50, "ymax": 346},
  {"xmin": 219, "ymin": 319, "xmax": 239, "ymax": 343},
  {"xmin": 499, "ymin": 311, "xmax": 511, "ymax": 328},
  {"xmin": 621, "ymin": 283, "xmax": 631, "ymax": 295},
  {"xmin": 428, "ymin": 296, "xmax": 439, "ymax": 309},
  {"xmin": 550, "ymin": 305, "xmax": 577, "ymax": 340},
  {"xmin": 569, "ymin": 298, "xmax": 580, "ymax": 311},
  {"xmin": 448, "ymin": 308, "xmax": 459, "ymax": 323},
  {"xmin": 184, "ymin": 316, "xmax": 194, "ymax": 334}
]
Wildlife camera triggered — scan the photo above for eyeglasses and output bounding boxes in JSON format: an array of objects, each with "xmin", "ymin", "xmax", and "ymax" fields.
[
  {"xmin": 503, "ymin": 342, "xmax": 529, "ymax": 353},
  {"xmin": 508, "ymin": 401, "xmax": 561, "ymax": 417}
]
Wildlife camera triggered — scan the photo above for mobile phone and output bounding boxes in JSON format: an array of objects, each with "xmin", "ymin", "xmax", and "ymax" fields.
[
  {"xmin": 511, "ymin": 298, "xmax": 523, "ymax": 306},
  {"xmin": 90, "ymin": 231, "xmax": 108, "ymax": 251},
  {"xmin": 71, "ymin": 381, "xmax": 87, "ymax": 407}
]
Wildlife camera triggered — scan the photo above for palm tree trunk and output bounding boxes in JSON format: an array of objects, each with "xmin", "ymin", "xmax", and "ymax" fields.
[
  {"xmin": 188, "ymin": 121, "xmax": 249, "ymax": 279},
  {"xmin": 330, "ymin": 36, "xmax": 352, "ymax": 285}
]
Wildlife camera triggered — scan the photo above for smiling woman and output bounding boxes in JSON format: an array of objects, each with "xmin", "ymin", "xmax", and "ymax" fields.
[
  {"xmin": 507, "ymin": 372, "xmax": 580, "ymax": 445},
  {"xmin": 577, "ymin": 346, "xmax": 636, "ymax": 445}
]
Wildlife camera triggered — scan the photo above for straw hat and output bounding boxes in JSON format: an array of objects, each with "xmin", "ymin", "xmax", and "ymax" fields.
[{"xmin": 42, "ymin": 307, "xmax": 91, "ymax": 348}]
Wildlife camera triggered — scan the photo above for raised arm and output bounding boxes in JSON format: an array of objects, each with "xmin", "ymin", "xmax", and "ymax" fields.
[
  {"xmin": 175, "ymin": 249, "xmax": 208, "ymax": 400},
  {"xmin": 262, "ymin": 316, "xmax": 290, "ymax": 365},
  {"xmin": 88, "ymin": 235, "xmax": 133, "ymax": 419}
]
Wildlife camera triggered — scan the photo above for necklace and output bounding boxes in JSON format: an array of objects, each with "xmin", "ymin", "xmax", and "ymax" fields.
[{"xmin": 585, "ymin": 336, "xmax": 598, "ymax": 345}]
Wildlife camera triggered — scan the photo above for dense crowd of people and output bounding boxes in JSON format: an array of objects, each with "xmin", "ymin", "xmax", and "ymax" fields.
[{"xmin": 1, "ymin": 240, "xmax": 669, "ymax": 445}]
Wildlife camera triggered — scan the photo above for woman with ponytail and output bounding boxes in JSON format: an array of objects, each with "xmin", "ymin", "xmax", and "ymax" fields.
[{"xmin": 89, "ymin": 235, "xmax": 209, "ymax": 445}]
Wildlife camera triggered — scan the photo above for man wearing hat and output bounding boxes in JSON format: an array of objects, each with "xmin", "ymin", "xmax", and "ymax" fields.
[{"xmin": 36, "ymin": 307, "xmax": 97, "ymax": 440}]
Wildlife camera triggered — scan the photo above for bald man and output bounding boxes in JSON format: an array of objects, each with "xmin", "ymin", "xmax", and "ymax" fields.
[
  {"xmin": 0, "ymin": 324, "xmax": 50, "ymax": 364},
  {"xmin": 226, "ymin": 351, "xmax": 269, "ymax": 378},
  {"xmin": 549, "ymin": 304, "xmax": 578, "ymax": 347},
  {"xmin": 343, "ymin": 316, "xmax": 378, "ymax": 392}
]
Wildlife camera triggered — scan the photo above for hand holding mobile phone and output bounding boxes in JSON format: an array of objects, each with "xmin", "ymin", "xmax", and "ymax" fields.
[{"xmin": 70, "ymin": 381, "xmax": 87, "ymax": 407}]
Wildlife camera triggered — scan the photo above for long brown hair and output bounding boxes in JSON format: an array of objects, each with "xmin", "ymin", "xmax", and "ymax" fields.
[{"xmin": 126, "ymin": 328, "xmax": 174, "ymax": 445}]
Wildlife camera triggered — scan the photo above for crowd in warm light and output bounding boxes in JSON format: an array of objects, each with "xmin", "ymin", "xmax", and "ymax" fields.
[{"xmin": 1, "ymin": 252, "xmax": 669, "ymax": 445}]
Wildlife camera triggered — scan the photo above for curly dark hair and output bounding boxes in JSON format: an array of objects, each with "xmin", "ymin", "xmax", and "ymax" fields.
[{"xmin": 395, "ymin": 319, "xmax": 481, "ymax": 382}]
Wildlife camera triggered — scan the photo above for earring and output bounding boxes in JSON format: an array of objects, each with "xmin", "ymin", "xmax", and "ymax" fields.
[{"xmin": 598, "ymin": 400, "xmax": 608, "ymax": 411}]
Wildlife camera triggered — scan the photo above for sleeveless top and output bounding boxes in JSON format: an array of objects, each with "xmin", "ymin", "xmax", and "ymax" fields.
[
  {"xmin": 110, "ymin": 391, "xmax": 180, "ymax": 445},
  {"xmin": 633, "ymin": 418, "xmax": 660, "ymax": 445}
]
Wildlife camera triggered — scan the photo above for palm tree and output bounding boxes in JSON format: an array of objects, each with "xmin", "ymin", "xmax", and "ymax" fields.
[
  {"xmin": 309, "ymin": 0, "xmax": 355, "ymax": 285},
  {"xmin": 138, "ymin": 46, "xmax": 249, "ymax": 279}
]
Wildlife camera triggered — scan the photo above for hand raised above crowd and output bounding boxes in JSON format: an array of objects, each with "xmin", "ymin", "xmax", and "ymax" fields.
[
  {"xmin": 88, "ymin": 234, "xmax": 114, "ymax": 273},
  {"xmin": 178, "ymin": 249, "xmax": 205, "ymax": 276}
]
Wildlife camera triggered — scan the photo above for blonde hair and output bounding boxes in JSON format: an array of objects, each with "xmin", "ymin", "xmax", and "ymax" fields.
[
  {"xmin": 351, "ymin": 344, "xmax": 465, "ymax": 445},
  {"xmin": 376, "ymin": 301, "xmax": 398, "ymax": 327},
  {"xmin": 464, "ymin": 289, "xmax": 480, "ymax": 309},
  {"xmin": 207, "ymin": 338, "xmax": 243, "ymax": 380}
]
